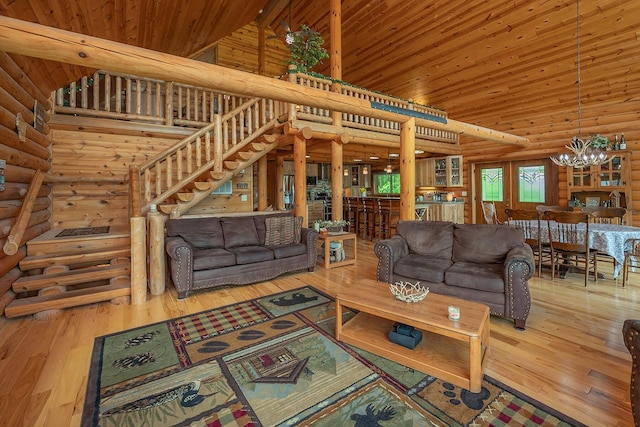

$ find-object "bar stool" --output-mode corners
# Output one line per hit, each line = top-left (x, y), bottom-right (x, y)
(378, 199), (400, 239)
(357, 198), (375, 240)
(344, 197), (358, 233)
(374, 199), (389, 240)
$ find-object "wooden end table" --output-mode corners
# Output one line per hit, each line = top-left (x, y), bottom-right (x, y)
(317, 232), (356, 269)
(335, 279), (490, 392)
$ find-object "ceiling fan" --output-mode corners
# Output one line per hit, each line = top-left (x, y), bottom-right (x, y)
(268, 0), (310, 44)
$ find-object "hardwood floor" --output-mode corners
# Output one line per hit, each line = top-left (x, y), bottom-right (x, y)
(0, 238), (636, 426)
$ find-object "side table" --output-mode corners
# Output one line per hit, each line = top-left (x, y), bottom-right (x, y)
(317, 232), (357, 269)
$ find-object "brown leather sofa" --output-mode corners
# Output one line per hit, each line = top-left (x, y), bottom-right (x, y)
(623, 319), (640, 426)
(375, 220), (535, 329)
(165, 212), (318, 298)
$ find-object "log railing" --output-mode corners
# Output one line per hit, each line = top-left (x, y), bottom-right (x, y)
(53, 71), (254, 128)
(130, 97), (283, 213)
(53, 69), (458, 144)
(287, 68), (458, 144)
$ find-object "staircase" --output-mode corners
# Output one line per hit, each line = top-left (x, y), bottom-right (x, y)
(4, 228), (131, 318)
(4, 96), (284, 317)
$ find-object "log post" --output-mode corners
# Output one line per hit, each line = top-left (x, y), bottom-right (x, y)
(276, 155), (285, 211)
(288, 65), (297, 120)
(399, 119), (416, 221)
(257, 155), (268, 211)
(294, 127), (312, 226)
(332, 135), (345, 220)
(147, 205), (166, 295)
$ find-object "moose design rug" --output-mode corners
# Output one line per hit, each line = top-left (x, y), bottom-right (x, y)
(82, 286), (583, 426)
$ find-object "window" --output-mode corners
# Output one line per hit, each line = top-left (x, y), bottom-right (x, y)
(212, 181), (232, 195)
(518, 165), (545, 203)
(480, 168), (503, 202)
(375, 172), (401, 195)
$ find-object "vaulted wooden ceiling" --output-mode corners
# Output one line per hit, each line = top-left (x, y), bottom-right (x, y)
(1, 0), (638, 163)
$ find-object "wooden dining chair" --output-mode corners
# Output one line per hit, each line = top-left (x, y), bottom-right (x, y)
(588, 208), (627, 277)
(588, 207), (626, 225)
(543, 210), (597, 286)
(481, 201), (501, 224)
(535, 205), (572, 214)
(504, 208), (548, 277)
(623, 239), (640, 287)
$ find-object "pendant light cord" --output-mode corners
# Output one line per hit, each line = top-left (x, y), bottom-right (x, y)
(576, 0), (581, 139)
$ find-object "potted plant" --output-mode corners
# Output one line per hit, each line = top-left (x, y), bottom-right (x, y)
(589, 134), (609, 150)
(319, 220), (347, 232)
(286, 25), (329, 73)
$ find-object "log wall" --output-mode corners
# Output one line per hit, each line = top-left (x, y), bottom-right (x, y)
(0, 53), (53, 311)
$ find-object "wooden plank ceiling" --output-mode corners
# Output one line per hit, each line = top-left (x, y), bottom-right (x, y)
(1, 0), (638, 164)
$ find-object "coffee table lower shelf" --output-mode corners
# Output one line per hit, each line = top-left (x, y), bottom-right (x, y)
(338, 311), (489, 392)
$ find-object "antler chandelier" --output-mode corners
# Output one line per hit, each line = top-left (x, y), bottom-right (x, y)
(550, 0), (609, 168)
(551, 137), (608, 168)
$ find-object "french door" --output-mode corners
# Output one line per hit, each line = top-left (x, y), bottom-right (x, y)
(473, 159), (558, 223)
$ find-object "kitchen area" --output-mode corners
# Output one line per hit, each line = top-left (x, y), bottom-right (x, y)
(282, 154), (466, 225)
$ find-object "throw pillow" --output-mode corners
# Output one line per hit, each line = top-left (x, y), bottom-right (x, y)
(265, 216), (303, 246)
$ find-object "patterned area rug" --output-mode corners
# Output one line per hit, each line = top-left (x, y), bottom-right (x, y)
(82, 286), (584, 426)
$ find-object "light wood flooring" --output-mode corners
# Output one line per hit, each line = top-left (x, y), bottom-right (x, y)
(0, 238), (637, 426)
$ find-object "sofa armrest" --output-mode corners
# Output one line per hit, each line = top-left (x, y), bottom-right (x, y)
(374, 236), (409, 283)
(165, 236), (193, 296)
(503, 243), (535, 329)
(301, 227), (319, 267)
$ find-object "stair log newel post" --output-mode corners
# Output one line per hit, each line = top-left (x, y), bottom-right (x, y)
(129, 165), (147, 305)
(399, 118), (416, 221)
(294, 127), (312, 226)
(147, 204), (166, 295)
(213, 114), (223, 173)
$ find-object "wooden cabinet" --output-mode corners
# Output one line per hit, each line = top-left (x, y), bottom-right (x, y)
(416, 202), (464, 223)
(306, 163), (318, 177)
(416, 159), (435, 187)
(567, 151), (633, 224)
(343, 164), (371, 190)
(419, 156), (463, 188)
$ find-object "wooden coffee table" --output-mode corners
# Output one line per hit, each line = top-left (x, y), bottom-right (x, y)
(335, 279), (490, 392)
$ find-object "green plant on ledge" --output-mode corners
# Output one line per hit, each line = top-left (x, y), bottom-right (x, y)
(286, 24), (329, 73)
(589, 133), (609, 149)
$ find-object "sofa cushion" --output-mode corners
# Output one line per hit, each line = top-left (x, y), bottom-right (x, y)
(265, 216), (303, 246)
(397, 220), (454, 258)
(393, 254), (452, 283)
(222, 217), (260, 248)
(254, 213), (291, 244)
(228, 246), (274, 265)
(270, 243), (307, 259)
(193, 248), (236, 270)
(166, 217), (224, 249)
(452, 224), (524, 264)
(445, 262), (505, 293)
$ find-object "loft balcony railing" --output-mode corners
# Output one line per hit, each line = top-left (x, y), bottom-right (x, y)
(52, 69), (459, 144)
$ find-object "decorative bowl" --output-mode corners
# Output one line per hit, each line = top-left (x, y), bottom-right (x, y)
(389, 281), (429, 303)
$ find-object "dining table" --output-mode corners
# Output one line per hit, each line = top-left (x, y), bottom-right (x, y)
(511, 220), (640, 278)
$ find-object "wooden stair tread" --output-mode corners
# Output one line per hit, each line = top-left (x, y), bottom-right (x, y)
(19, 248), (131, 270)
(4, 283), (131, 318)
(13, 264), (130, 292)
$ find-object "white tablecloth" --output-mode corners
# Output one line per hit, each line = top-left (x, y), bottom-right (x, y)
(510, 220), (640, 277)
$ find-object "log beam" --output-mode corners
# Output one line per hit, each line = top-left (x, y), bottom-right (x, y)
(0, 16), (528, 145)
(399, 119), (416, 221)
